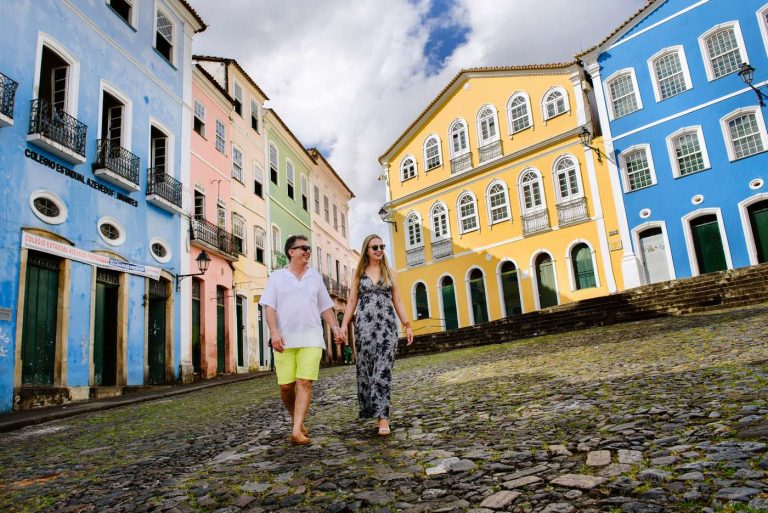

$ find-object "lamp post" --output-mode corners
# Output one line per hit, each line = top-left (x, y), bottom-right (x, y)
(738, 62), (766, 107)
(378, 206), (397, 232)
(175, 250), (211, 292)
(578, 127), (603, 163)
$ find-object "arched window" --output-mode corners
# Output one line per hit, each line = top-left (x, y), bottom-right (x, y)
(414, 282), (429, 320)
(487, 181), (510, 224)
(457, 193), (479, 233)
(700, 22), (746, 80)
(605, 70), (641, 118)
(430, 202), (450, 239)
(649, 47), (691, 101)
(400, 156), (417, 181)
(423, 135), (442, 170)
(449, 119), (469, 156)
(405, 212), (423, 248)
(520, 170), (545, 212)
(571, 243), (596, 290)
(542, 88), (568, 119)
(720, 107), (768, 161)
(507, 93), (532, 133)
(477, 106), (499, 145)
(554, 157), (581, 202)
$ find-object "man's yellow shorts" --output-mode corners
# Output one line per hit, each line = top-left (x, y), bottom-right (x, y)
(273, 347), (323, 385)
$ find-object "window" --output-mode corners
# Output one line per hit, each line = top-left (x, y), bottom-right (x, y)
(326, 254), (332, 275)
(150, 238), (171, 264)
(29, 190), (67, 225)
(414, 282), (429, 320)
(253, 163), (264, 197)
(217, 202), (226, 229)
(150, 125), (168, 173)
(250, 98), (259, 132)
(424, 135), (442, 170)
(449, 119), (468, 156)
(571, 243), (597, 290)
(487, 181), (510, 224)
(507, 93), (532, 134)
(286, 160), (295, 199)
(109, 0), (133, 25)
(215, 119), (225, 153)
(666, 127), (710, 177)
(542, 88), (568, 119)
(649, 47), (691, 101)
(316, 247), (322, 272)
(341, 212), (347, 237)
(721, 108), (768, 161)
(155, 9), (174, 63)
(477, 105), (499, 145)
(405, 212), (423, 247)
(333, 204), (338, 230)
(269, 143), (278, 184)
(301, 176), (308, 211)
(100, 90), (125, 149)
(98, 217), (125, 246)
(554, 157), (581, 201)
(457, 193), (479, 233)
(232, 214), (246, 255)
(323, 195), (330, 223)
(619, 145), (656, 192)
(520, 170), (545, 211)
(254, 226), (265, 263)
(36, 43), (78, 123)
(430, 202), (450, 239)
(605, 70), (641, 119)
(193, 100), (205, 137)
(232, 146), (243, 182)
(233, 82), (243, 116)
(700, 23), (747, 80)
(400, 156), (416, 181)
(314, 185), (320, 214)
(194, 189), (205, 219)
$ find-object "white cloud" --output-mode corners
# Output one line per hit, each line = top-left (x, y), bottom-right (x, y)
(191, 0), (647, 252)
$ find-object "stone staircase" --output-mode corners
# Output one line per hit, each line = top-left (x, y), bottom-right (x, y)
(397, 263), (768, 358)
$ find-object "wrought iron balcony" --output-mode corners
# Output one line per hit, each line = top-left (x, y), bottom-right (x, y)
(557, 197), (589, 226)
(478, 140), (502, 163)
(27, 99), (87, 164)
(191, 217), (239, 260)
(406, 246), (425, 267)
(146, 167), (183, 214)
(431, 238), (453, 260)
(93, 139), (140, 191)
(0, 72), (19, 126)
(522, 209), (550, 235)
(322, 274), (349, 300)
(271, 251), (287, 270)
(450, 152), (472, 175)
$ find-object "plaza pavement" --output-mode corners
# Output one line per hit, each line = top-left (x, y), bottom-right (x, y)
(0, 304), (766, 513)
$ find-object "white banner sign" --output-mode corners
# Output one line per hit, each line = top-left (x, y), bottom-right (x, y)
(22, 232), (162, 281)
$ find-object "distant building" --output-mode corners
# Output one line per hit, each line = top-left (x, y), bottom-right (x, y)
(580, 0), (768, 285)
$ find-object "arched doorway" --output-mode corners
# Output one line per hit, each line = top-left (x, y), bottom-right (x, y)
(535, 253), (558, 309)
(499, 261), (522, 317)
(414, 282), (429, 320)
(468, 268), (489, 324)
(748, 199), (768, 263)
(571, 243), (596, 290)
(147, 278), (170, 385)
(690, 214), (727, 274)
(638, 227), (671, 284)
(439, 276), (458, 330)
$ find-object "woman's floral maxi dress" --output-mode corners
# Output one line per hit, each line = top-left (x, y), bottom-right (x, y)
(354, 274), (398, 419)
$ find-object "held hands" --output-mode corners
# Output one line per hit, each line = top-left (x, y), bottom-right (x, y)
(336, 325), (348, 345)
(271, 332), (286, 353)
(405, 326), (413, 345)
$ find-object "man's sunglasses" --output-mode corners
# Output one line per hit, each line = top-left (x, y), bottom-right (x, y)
(369, 244), (386, 251)
(291, 245), (311, 252)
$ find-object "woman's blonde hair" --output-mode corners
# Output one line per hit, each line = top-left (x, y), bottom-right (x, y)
(352, 234), (393, 288)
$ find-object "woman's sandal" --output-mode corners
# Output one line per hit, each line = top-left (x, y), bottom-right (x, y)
(289, 433), (311, 446)
(377, 423), (391, 437)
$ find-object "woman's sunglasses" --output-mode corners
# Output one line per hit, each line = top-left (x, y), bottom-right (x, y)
(369, 244), (386, 251)
(291, 245), (311, 252)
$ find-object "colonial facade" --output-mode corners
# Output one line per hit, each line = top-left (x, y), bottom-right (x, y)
(307, 148), (356, 363)
(580, 0), (768, 285)
(0, 0), (205, 411)
(194, 56), (270, 371)
(379, 65), (626, 335)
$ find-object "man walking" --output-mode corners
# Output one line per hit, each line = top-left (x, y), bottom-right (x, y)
(260, 234), (339, 445)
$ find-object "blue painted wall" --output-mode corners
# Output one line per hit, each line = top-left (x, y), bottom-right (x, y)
(0, 0), (194, 412)
(596, 0), (768, 280)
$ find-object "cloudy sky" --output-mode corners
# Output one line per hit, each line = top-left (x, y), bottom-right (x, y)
(191, 0), (648, 251)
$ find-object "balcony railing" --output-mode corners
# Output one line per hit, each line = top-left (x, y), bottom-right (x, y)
(0, 72), (19, 124)
(28, 99), (87, 161)
(557, 197), (589, 226)
(450, 152), (472, 175)
(406, 246), (425, 267)
(431, 238), (453, 260)
(93, 139), (140, 190)
(271, 251), (287, 270)
(522, 209), (550, 235)
(478, 140), (502, 163)
(322, 274), (349, 300)
(191, 217), (238, 259)
(146, 167), (182, 211)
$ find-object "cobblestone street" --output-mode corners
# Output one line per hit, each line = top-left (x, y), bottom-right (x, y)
(1, 305), (767, 513)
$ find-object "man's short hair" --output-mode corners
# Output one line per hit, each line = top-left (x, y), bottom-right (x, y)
(285, 234), (309, 256)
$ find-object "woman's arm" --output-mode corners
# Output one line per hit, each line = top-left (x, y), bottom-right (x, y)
(339, 279), (359, 342)
(390, 271), (413, 345)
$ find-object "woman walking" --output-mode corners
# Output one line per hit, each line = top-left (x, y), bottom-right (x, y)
(339, 234), (413, 436)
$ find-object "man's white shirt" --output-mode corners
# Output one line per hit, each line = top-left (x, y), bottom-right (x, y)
(259, 267), (334, 349)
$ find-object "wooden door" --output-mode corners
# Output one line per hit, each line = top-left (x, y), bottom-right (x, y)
(94, 269), (119, 386)
(216, 287), (225, 373)
(639, 227), (671, 284)
(691, 215), (727, 274)
(536, 254), (558, 308)
(147, 280), (167, 385)
(440, 280), (458, 330)
(236, 295), (244, 367)
(748, 200), (768, 263)
(500, 262), (522, 317)
(21, 252), (59, 385)
(192, 279), (201, 374)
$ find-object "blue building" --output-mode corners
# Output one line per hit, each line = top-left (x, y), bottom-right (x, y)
(581, 0), (768, 288)
(0, 1), (205, 412)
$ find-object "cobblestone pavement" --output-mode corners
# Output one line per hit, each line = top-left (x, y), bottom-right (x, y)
(1, 305), (767, 513)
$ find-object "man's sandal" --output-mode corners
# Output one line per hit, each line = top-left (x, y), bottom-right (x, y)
(377, 425), (391, 437)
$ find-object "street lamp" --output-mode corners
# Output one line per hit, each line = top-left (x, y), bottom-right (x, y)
(738, 62), (766, 107)
(578, 127), (603, 163)
(378, 206), (397, 232)
(175, 251), (211, 291)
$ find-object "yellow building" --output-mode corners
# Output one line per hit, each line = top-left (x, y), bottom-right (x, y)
(378, 63), (627, 334)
